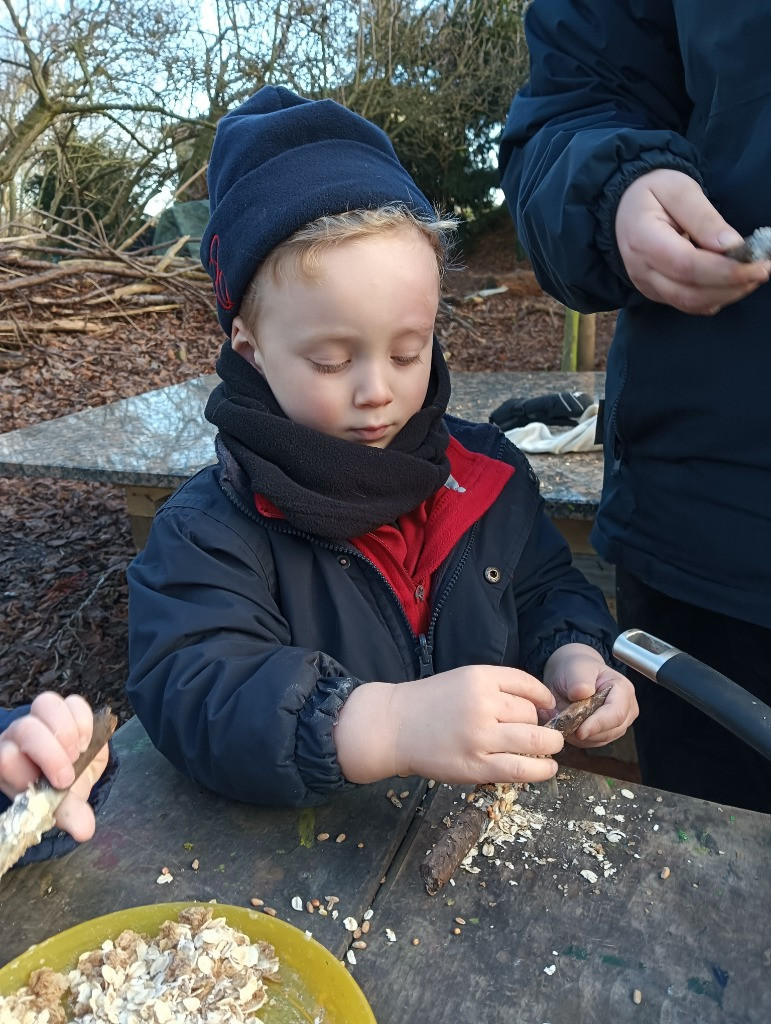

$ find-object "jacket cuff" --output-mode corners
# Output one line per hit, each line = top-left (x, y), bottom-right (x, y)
(295, 675), (361, 798)
(596, 154), (705, 285)
(522, 630), (618, 681)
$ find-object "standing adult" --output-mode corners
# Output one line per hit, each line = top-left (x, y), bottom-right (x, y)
(498, 0), (771, 813)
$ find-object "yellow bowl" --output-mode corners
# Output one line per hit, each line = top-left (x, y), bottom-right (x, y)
(0, 901), (376, 1023)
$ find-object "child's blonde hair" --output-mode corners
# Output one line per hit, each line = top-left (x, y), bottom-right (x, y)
(239, 204), (457, 330)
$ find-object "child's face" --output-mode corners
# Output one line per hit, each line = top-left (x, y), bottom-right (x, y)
(231, 226), (439, 448)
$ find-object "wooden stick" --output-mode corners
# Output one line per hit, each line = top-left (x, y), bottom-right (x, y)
(419, 688), (611, 895)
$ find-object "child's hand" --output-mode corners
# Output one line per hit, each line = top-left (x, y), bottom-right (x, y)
(0, 693), (109, 842)
(543, 644), (638, 747)
(335, 666), (564, 786)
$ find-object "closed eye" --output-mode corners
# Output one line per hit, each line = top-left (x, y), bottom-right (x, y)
(311, 360), (350, 373)
(392, 354), (423, 366)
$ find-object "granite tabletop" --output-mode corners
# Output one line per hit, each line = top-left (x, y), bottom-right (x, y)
(0, 370), (605, 518)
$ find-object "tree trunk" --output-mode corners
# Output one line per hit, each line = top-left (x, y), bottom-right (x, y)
(561, 307), (579, 370)
(577, 312), (596, 370)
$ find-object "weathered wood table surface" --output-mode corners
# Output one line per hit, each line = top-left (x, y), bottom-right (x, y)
(0, 370), (604, 550)
(1, 717), (768, 1022)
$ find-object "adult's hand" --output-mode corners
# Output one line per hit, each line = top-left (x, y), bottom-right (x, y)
(615, 169), (770, 315)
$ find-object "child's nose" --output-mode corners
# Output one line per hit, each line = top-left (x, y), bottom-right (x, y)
(354, 365), (393, 406)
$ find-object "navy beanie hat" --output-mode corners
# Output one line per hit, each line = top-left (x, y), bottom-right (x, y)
(201, 85), (435, 336)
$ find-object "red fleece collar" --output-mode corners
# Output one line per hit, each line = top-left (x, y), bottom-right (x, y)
(254, 436), (513, 634)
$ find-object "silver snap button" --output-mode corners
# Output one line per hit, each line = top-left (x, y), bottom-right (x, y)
(338, 556), (350, 568)
(484, 566), (501, 584)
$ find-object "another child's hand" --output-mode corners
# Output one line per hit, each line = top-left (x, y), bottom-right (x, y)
(543, 644), (638, 747)
(335, 666), (563, 786)
(0, 693), (109, 842)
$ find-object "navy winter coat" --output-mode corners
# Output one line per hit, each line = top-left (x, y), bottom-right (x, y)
(499, 0), (771, 629)
(127, 417), (617, 807)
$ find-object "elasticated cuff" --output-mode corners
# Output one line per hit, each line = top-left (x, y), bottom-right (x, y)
(596, 154), (705, 286)
(295, 674), (363, 799)
(521, 629), (620, 682)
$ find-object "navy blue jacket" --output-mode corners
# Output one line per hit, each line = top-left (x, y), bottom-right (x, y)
(127, 418), (618, 807)
(499, 1), (771, 629)
(0, 706), (117, 867)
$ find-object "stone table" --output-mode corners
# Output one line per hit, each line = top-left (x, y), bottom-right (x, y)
(0, 371), (605, 549)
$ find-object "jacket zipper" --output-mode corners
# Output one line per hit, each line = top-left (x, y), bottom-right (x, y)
(608, 356), (629, 477)
(219, 430), (506, 680)
(219, 475), (433, 673)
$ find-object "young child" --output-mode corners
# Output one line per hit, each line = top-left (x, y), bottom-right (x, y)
(0, 692), (112, 863)
(127, 86), (638, 807)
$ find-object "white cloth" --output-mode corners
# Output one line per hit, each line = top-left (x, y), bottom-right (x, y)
(504, 403), (601, 454)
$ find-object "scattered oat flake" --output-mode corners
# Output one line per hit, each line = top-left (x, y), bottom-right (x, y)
(156, 872), (173, 884)
(543, 964), (556, 975)
(343, 917), (358, 932)
(385, 928), (397, 942)
(580, 869), (598, 883)
(291, 896), (303, 911)
(620, 789), (635, 799)
(346, 950), (357, 965)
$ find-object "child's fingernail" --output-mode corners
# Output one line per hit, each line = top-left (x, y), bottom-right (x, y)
(717, 229), (743, 248)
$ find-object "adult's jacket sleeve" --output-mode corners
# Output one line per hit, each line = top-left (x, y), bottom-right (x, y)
(499, 0), (702, 312)
(127, 502), (362, 808)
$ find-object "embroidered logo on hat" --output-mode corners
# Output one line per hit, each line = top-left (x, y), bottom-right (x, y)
(208, 235), (233, 311)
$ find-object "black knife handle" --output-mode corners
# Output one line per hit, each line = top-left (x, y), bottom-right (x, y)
(657, 652), (771, 762)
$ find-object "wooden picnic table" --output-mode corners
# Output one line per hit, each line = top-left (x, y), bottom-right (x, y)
(0, 370), (604, 551)
(1, 716), (768, 1022)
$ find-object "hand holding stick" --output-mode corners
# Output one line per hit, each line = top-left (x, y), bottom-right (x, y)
(0, 706), (117, 882)
(419, 688), (610, 895)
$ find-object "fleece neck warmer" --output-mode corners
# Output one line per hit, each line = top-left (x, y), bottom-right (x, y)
(205, 338), (452, 541)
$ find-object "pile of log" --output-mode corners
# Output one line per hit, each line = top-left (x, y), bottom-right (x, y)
(0, 222), (213, 362)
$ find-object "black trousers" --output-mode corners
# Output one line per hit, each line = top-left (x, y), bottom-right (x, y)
(615, 567), (771, 814)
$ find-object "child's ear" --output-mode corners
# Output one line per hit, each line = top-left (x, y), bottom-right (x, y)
(231, 316), (263, 372)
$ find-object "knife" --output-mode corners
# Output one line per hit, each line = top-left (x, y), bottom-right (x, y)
(0, 706), (117, 881)
(613, 629), (771, 761)
(724, 226), (771, 263)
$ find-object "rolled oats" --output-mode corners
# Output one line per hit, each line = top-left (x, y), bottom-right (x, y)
(0, 906), (280, 1024)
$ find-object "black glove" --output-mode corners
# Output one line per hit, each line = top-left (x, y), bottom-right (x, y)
(489, 391), (594, 432)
